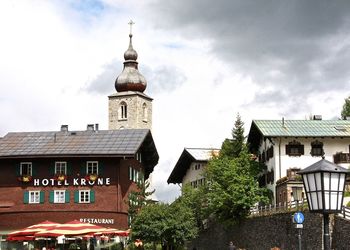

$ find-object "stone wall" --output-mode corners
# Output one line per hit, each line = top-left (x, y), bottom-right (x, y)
(188, 212), (328, 250)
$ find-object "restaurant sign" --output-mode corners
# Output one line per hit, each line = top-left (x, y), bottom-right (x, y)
(33, 177), (111, 187)
(80, 218), (114, 224)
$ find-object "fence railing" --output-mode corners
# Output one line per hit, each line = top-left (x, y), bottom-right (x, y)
(250, 200), (350, 221)
(250, 199), (308, 217)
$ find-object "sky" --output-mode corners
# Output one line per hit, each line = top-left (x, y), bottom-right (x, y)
(0, 0), (350, 202)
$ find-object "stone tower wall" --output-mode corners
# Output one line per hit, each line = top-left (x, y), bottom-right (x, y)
(108, 92), (152, 130)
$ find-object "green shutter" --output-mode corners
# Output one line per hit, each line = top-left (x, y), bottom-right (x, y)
(74, 190), (79, 203)
(49, 191), (54, 203)
(40, 191), (45, 203)
(16, 163), (21, 176)
(65, 190), (70, 203)
(49, 162), (55, 175)
(32, 162), (37, 176)
(80, 162), (86, 176)
(23, 191), (29, 204)
(67, 162), (72, 175)
(90, 190), (95, 203)
(98, 161), (103, 176)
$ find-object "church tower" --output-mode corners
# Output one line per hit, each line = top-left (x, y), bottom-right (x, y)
(108, 22), (152, 130)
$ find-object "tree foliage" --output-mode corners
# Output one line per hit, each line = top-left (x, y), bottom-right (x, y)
(341, 96), (350, 119)
(204, 147), (268, 225)
(220, 113), (245, 158)
(128, 178), (155, 223)
(131, 202), (198, 249)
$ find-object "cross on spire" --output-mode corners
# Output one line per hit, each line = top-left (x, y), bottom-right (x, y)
(128, 20), (135, 35)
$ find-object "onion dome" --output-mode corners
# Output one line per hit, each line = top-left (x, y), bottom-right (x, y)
(115, 33), (147, 92)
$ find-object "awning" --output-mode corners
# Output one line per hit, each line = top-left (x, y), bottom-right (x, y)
(35, 220), (105, 237)
(94, 228), (130, 237)
(7, 220), (60, 239)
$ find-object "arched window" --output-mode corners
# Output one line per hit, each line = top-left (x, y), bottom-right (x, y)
(119, 102), (127, 120)
(142, 103), (148, 121)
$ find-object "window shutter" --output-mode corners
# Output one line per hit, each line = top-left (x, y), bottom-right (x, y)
(50, 162), (55, 175)
(40, 191), (45, 203)
(98, 161), (103, 176)
(16, 163), (21, 176)
(74, 190), (79, 203)
(300, 145), (304, 155)
(90, 190), (95, 203)
(32, 162), (37, 176)
(80, 162), (86, 176)
(67, 162), (72, 175)
(23, 191), (29, 204)
(49, 191), (54, 203)
(65, 190), (70, 203)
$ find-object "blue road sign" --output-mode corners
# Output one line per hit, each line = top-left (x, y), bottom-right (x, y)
(294, 212), (305, 224)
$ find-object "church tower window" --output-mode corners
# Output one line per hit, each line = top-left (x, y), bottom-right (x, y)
(142, 103), (148, 122)
(119, 102), (128, 120)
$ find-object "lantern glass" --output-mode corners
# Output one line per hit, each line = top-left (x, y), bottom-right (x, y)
(302, 171), (346, 213)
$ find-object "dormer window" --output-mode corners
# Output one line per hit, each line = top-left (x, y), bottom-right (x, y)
(286, 140), (304, 156)
(119, 102), (127, 120)
(310, 140), (324, 157)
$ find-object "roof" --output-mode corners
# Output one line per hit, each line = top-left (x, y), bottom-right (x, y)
(247, 119), (350, 151)
(0, 129), (159, 177)
(167, 148), (219, 184)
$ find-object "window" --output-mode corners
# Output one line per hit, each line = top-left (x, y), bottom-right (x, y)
(55, 162), (67, 175)
(54, 190), (65, 203)
(49, 190), (69, 203)
(129, 166), (142, 183)
(29, 191), (40, 204)
(310, 140), (324, 157)
(142, 103), (148, 122)
(286, 140), (304, 156)
(74, 190), (94, 203)
(86, 161), (98, 175)
(20, 162), (32, 176)
(119, 102), (127, 120)
(194, 164), (201, 170)
(79, 190), (90, 203)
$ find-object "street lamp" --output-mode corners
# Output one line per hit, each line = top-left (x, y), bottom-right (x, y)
(297, 158), (349, 250)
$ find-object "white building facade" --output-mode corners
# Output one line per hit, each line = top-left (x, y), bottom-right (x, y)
(247, 119), (350, 204)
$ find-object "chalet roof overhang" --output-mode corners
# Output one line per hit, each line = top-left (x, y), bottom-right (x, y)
(167, 149), (196, 184)
(0, 129), (159, 179)
(247, 120), (350, 152)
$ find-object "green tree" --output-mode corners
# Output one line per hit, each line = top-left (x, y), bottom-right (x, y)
(131, 202), (198, 250)
(127, 177), (155, 224)
(204, 147), (268, 225)
(341, 96), (350, 119)
(220, 113), (245, 158)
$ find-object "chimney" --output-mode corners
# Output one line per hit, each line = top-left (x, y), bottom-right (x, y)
(95, 123), (99, 131)
(313, 115), (322, 120)
(87, 124), (94, 131)
(61, 125), (68, 132)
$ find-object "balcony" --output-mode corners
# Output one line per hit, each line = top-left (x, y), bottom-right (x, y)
(333, 153), (350, 164)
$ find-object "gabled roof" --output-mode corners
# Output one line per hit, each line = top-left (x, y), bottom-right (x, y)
(0, 129), (159, 177)
(247, 119), (350, 151)
(167, 148), (219, 184)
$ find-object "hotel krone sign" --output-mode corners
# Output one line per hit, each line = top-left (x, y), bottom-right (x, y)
(33, 177), (111, 186)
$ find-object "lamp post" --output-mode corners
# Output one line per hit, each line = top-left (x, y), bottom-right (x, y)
(297, 158), (349, 250)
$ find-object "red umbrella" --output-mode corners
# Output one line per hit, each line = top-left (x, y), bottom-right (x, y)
(35, 220), (105, 237)
(7, 220), (60, 240)
(94, 228), (130, 237)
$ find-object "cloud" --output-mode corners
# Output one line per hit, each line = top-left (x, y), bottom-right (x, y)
(148, 0), (350, 115)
